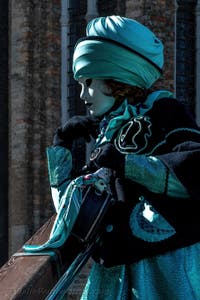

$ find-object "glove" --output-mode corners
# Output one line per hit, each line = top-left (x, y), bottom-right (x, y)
(53, 115), (100, 149)
(90, 143), (125, 176)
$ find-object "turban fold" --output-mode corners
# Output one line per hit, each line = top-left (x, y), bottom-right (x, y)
(73, 16), (164, 89)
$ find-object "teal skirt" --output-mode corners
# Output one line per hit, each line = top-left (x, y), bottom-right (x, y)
(81, 242), (200, 300)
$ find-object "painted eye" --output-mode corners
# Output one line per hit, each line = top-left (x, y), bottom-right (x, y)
(86, 79), (92, 87)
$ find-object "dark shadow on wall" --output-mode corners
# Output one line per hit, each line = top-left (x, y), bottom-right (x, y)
(0, 0), (8, 266)
(176, 0), (197, 116)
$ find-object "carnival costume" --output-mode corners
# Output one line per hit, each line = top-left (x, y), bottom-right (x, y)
(24, 16), (200, 299)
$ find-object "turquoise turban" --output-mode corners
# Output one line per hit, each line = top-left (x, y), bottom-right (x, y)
(73, 16), (164, 89)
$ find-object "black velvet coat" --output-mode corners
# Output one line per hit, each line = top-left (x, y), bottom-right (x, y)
(92, 98), (200, 267)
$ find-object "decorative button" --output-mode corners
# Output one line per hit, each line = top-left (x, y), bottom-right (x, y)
(106, 224), (114, 232)
(90, 148), (102, 161)
(139, 196), (144, 201)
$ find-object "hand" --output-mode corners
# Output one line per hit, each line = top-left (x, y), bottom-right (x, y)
(53, 115), (99, 149)
(90, 143), (125, 176)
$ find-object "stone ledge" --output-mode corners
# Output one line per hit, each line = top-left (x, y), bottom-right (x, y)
(0, 216), (58, 300)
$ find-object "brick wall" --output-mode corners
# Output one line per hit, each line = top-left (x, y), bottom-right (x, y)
(9, 0), (61, 254)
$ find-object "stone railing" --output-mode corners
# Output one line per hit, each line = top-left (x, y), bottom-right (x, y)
(0, 215), (91, 300)
(0, 216), (58, 299)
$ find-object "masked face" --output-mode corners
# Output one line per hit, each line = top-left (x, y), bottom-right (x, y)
(78, 78), (115, 116)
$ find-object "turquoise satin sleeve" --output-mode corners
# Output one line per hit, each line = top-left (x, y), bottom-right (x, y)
(24, 146), (81, 251)
(46, 146), (73, 212)
(46, 146), (72, 186)
(125, 154), (189, 198)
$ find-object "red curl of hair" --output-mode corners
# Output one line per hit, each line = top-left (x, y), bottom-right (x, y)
(105, 79), (151, 106)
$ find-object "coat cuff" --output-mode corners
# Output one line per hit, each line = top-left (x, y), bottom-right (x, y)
(125, 154), (189, 198)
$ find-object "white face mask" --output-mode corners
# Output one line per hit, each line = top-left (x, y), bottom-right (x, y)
(78, 78), (115, 116)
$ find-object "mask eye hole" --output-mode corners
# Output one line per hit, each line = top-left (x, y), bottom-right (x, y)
(86, 79), (92, 87)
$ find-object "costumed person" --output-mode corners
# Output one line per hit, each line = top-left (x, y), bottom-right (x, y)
(24, 16), (200, 299)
